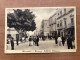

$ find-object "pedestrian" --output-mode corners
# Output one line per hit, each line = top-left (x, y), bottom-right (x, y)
(55, 35), (58, 45)
(22, 37), (25, 42)
(7, 38), (10, 50)
(36, 36), (39, 46)
(57, 36), (62, 46)
(29, 36), (32, 46)
(67, 35), (73, 49)
(25, 35), (28, 42)
(7, 39), (9, 44)
(62, 35), (65, 46)
(42, 36), (43, 40)
(11, 37), (14, 50)
(33, 36), (36, 45)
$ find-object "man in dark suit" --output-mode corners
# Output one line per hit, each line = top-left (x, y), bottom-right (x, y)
(29, 36), (32, 46)
(55, 35), (58, 45)
(67, 35), (73, 49)
(11, 37), (14, 50)
(62, 35), (65, 46)
(36, 36), (39, 46)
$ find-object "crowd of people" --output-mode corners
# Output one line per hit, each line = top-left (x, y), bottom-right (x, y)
(39, 34), (75, 49)
(28, 36), (39, 46)
(7, 36), (40, 50)
(54, 34), (75, 49)
(7, 34), (75, 50)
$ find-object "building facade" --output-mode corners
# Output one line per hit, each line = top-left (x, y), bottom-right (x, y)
(7, 28), (19, 40)
(7, 27), (27, 41)
(49, 8), (75, 39)
(56, 8), (75, 38)
(49, 13), (57, 37)
(41, 20), (49, 37)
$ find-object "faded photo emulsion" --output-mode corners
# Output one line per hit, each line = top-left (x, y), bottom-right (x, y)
(5, 7), (77, 53)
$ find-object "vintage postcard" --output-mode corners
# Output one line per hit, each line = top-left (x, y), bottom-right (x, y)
(5, 7), (77, 53)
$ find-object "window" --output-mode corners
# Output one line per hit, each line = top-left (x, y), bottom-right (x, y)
(64, 20), (66, 26)
(71, 18), (74, 23)
(57, 22), (59, 27)
(70, 14), (74, 24)
(57, 24), (59, 27)
(71, 18), (74, 26)
(64, 18), (67, 28)
(60, 10), (62, 16)
(60, 20), (62, 26)
(64, 8), (66, 14)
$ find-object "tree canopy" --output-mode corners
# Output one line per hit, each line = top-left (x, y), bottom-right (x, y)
(7, 9), (36, 32)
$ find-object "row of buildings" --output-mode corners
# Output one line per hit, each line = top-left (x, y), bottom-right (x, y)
(39, 8), (75, 39)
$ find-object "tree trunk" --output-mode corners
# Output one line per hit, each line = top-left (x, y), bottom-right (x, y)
(19, 30), (23, 42)
(16, 29), (23, 46)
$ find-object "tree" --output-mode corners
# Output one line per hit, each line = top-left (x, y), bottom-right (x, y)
(7, 9), (36, 45)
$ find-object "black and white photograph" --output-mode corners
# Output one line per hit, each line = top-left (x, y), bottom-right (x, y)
(5, 7), (77, 53)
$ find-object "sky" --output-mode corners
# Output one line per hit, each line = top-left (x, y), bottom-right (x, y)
(7, 7), (57, 36)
